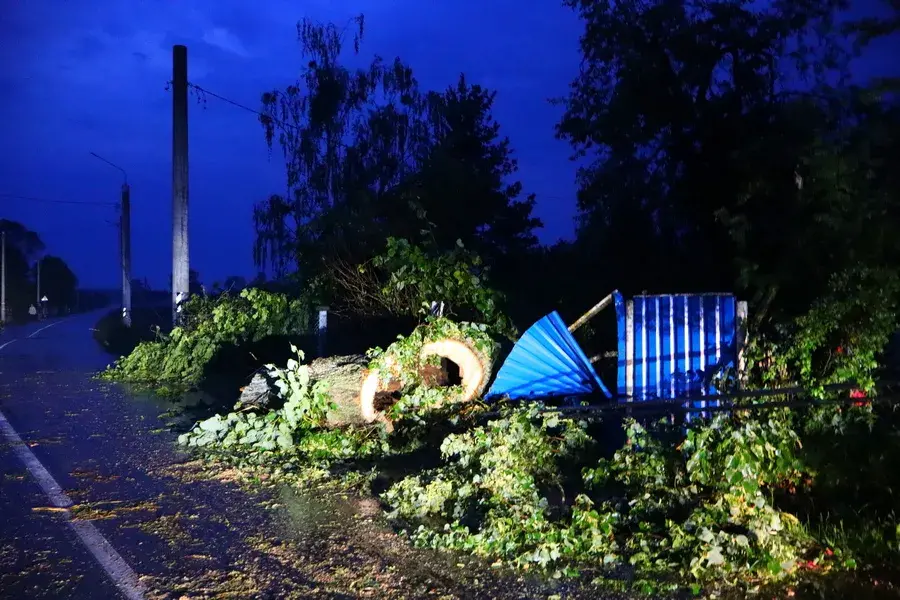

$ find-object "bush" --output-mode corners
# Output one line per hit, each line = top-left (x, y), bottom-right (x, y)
(99, 288), (310, 393)
(746, 266), (900, 395)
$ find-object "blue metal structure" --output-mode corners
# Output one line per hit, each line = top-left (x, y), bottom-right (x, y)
(483, 292), (746, 416)
(485, 311), (612, 401)
(614, 292), (747, 416)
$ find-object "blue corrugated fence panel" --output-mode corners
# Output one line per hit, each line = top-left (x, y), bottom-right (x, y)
(660, 295), (674, 398)
(485, 311), (612, 401)
(634, 296), (645, 400)
(673, 295), (688, 397)
(646, 297), (660, 400)
(615, 292), (627, 398)
(616, 293), (744, 409)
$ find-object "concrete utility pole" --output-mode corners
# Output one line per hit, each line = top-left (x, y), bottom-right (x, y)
(120, 183), (132, 326)
(1, 231), (6, 324)
(171, 44), (190, 326)
(90, 151), (131, 327)
(36, 258), (40, 305)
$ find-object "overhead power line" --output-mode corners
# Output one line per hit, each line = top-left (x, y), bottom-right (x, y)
(0, 193), (117, 207)
(188, 82), (275, 125)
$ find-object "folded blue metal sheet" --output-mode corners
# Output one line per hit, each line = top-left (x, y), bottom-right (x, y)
(485, 311), (612, 401)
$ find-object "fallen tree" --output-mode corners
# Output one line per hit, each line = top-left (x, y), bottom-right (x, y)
(235, 317), (502, 429)
(235, 353), (372, 427)
(359, 318), (500, 428)
(98, 288), (310, 395)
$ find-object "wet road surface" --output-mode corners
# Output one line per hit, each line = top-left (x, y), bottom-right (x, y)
(0, 314), (324, 599)
(0, 313), (625, 600)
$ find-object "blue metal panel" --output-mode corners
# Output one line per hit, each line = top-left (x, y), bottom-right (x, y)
(690, 296), (704, 391)
(686, 295), (706, 419)
(486, 311), (612, 401)
(660, 295), (674, 398)
(646, 297), (660, 400)
(721, 296), (736, 355)
(634, 296), (646, 400)
(616, 293), (744, 413)
(673, 295), (688, 397)
(703, 296), (719, 376)
(615, 292), (627, 398)
(632, 296), (669, 401)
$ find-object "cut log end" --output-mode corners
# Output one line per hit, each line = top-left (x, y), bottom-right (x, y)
(359, 338), (492, 426)
(420, 339), (489, 402)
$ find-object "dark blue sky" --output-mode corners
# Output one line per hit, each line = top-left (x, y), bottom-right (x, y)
(1, 1), (897, 290)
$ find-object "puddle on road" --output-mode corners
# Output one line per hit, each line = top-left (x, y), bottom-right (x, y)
(275, 485), (354, 536)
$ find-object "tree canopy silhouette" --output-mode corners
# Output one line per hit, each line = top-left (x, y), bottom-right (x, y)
(556, 0), (900, 323)
(0, 219), (79, 320)
(253, 15), (541, 309)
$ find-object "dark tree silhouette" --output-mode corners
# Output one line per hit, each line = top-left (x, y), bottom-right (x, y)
(0, 220), (79, 320)
(556, 0), (900, 323)
(252, 15), (541, 309)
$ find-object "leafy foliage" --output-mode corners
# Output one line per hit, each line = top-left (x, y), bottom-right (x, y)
(382, 404), (896, 594)
(384, 405), (608, 575)
(100, 288), (310, 392)
(179, 347), (390, 469)
(179, 346), (334, 451)
(590, 416), (808, 586)
(332, 236), (517, 339)
(745, 266), (900, 395)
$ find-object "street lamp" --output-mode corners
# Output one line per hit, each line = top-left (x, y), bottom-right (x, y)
(90, 151), (131, 327)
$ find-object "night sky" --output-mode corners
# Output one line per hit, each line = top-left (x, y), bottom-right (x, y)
(1, 1), (897, 290)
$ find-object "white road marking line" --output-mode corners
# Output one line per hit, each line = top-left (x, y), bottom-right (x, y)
(0, 339), (16, 351)
(0, 410), (147, 600)
(28, 321), (62, 338)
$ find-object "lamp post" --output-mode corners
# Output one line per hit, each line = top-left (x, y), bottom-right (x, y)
(90, 152), (131, 327)
(1, 231), (6, 324)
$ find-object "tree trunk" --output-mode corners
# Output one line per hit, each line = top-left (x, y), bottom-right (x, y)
(235, 354), (370, 427)
(308, 354), (370, 427)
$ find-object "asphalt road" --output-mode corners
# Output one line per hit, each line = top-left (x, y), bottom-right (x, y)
(0, 313), (328, 600)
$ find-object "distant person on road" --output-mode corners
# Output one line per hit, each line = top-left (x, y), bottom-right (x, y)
(28, 304), (37, 320)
